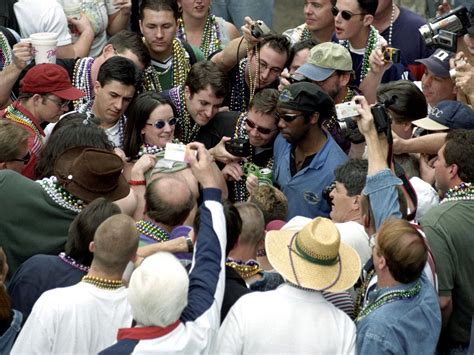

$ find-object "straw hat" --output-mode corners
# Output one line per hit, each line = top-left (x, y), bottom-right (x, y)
(266, 217), (361, 292)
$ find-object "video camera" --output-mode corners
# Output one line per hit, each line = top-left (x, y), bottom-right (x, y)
(419, 5), (471, 52)
(335, 96), (398, 144)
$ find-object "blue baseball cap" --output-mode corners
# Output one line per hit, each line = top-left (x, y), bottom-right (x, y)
(412, 100), (474, 130)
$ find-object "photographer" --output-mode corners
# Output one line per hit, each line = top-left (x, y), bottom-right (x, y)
(351, 96), (441, 354)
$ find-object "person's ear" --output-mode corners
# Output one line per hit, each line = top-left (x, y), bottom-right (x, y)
(363, 14), (374, 26)
(89, 241), (96, 253)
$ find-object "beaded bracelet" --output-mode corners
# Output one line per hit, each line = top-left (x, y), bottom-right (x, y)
(128, 179), (146, 186)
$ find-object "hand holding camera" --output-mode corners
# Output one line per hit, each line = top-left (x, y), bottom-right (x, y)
(185, 142), (220, 189)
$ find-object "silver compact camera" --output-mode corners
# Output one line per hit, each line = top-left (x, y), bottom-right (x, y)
(251, 20), (271, 38)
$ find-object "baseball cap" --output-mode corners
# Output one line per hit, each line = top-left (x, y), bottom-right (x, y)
(295, 42), (353, 81)
(412, 100), (474, 130)
(415, 49), (453, 78)
(20, 64), (85, 100)
(278, 82), (334, 114)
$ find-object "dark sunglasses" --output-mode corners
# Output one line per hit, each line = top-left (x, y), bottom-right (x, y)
(146, 117), (177, 129)
(246, 118), (277, 135)
(332, 5), (367, 20)
(276, 112), (305, 123)
(8, 151), (30, 165)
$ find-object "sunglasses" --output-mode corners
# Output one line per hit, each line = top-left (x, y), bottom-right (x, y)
(332, 5), (367, 21)
(8, 151), (30, 165)
(276, 112), (305, 123)
(246, 117), (277, 135)
(146, 117), (177, 129)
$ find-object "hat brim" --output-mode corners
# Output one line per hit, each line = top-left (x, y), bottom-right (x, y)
(52, 86), (86, 100)
(296, 64), (335, 82)
(265, 229), (361, 292)
(54, 146), (130, 203)
(412, 117), (449, 131)
(415, 58), (450, 78)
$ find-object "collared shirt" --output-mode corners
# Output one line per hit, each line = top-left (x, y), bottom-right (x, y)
(356, 275), (441, 355)
(273, 132), (347, 220)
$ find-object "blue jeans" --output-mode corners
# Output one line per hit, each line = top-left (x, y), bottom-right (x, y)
(211, 0), (275, 31)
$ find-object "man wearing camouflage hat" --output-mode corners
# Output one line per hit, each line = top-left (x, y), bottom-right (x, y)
(273, 82), (348, 220)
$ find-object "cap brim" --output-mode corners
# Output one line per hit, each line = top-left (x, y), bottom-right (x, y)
(296, 64), (335, 82)
(265, 229), (361, 292)
(412, 117), (449, 131)
(52, 86), (86, 100)
(415, 58), (450, 78)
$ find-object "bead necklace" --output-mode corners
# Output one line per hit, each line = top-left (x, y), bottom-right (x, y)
(142, 39), (190, 92)
(170, 85), (200, 143)
(0, 33), (12, 68)
(5, 104), (43, 141)
(226, 258), (262, 279)
(353, 268), (374, 318)
(441, 182), (474, 204)
(138, 143), (165, 157)
(340, 25), (378, 84)
(37, 176), (84, 213)
(136, 219), (170, 243)
(116, 115), (126, 148)
(58, 252), (90, 273)
(177, 14), (222, 58)
(247, 44), (259, 105)
(72, 57), (94, 111)
(232, 112), (274, 202)
(388, 3), (395, 46)
(300, 25), (312, 42)
(229, 58), (249, 112)
(356, 279), (421, 322)
(82, 275), (124, 290)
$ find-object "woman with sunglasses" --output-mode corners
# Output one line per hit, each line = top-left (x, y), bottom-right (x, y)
(176, 0), (240, 58)
(123, 91), (179, 160)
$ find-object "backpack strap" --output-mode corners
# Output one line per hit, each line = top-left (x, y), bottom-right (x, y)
(181, 40), (197, 66)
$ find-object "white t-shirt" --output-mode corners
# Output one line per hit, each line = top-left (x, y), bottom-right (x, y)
(215, 284), (356, 354)
(14, 0), (71, 46)
(11, 282), (132, 354)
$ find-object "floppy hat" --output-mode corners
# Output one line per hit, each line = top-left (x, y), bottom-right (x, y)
(278, 82), (334, 114)
(54, 147), (129, 203)
(415, 49), (453, 78)
(412, 100), (474, 131)
(296, 42), (353, 81)
(266, 217), (360, 292)
(20, 63), (85, 100)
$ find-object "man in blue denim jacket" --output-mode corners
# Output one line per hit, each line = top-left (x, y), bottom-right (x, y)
(352, 96), (441, 354)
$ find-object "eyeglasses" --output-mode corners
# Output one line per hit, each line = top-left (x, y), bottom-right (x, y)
(8, 151), (30, 165)
(146, 117), (177, 129)
(246, 117), (277, 135)
(276, 112), (305, 123)
(45, 96), (70, 109)
(332, 5), (367, 20)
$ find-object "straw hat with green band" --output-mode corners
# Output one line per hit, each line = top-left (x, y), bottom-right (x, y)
(266, 217), (361, 292)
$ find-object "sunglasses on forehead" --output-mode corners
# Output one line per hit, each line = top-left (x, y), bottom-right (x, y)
(246, 118), (277, 135)
(145, 117), (177, 129)
(332, 5), (367, 21)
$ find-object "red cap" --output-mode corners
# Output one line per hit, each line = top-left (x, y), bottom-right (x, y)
(20, 63), (85, 100)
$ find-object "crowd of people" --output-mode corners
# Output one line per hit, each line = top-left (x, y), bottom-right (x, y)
(0, 0), (473, 353)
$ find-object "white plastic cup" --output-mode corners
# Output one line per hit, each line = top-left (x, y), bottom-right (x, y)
(30, 32), (58, 64)
(63, 3), (81, 20)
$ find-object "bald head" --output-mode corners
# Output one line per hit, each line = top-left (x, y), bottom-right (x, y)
(145, 177), (195, 227)
(235, 202), (265, 247)
(91, 214), (139, 274)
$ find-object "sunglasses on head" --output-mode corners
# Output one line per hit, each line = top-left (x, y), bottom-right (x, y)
(146, 117), (177, 129)
(276, 112), (305, 123)
(8, 151), (30, 165)
(332, 5), (367, 20)
(246, 118), (276, 135)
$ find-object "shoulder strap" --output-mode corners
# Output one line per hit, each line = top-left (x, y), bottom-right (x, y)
(181, 40), (197, 66)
